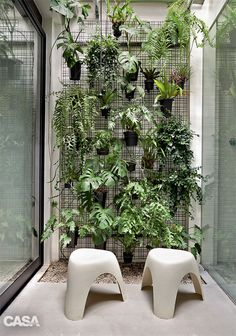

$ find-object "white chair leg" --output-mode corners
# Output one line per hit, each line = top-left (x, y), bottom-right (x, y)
(65, 279), (91, 320)
(190, 272), (204, 299)
(152, 278), (179, 319)
(141, 266), (152, 289)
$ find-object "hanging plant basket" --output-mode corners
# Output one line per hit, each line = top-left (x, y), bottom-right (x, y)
(70, 61), (82, 81)
(96, 147), (110, 155)
(123, 252), (133, 264)
(178, 80), (185, 90)
(141, 157), (155, 170)
(101, 107), (110, 119)
(124, 131), (138, 146)
(126, 161), (136, 172)
(159, 98), (174, 117)
(94, 190), (107, 208)
(144, 79), (154, 92)
(112, 23), (122, 38)
(64, 181), (73, 189)
(66, 228), (79, 248)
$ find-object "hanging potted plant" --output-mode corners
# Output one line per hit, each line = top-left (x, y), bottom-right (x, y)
(50, 0), (91, 81)
(126, 159), (136, 172)
(140, 129), (158, 170)
(98, 88), (117, 118)
(141, 66), (160, 92)
(106, 0), (139, 38)
(169, 64), (191, 90)
(120, 75), (145, 101)
(94, 130), (113, 156)
(154, 75), (183, 117)
(119, 103), (151, 146)
(119, 51), (140, 81)
(85, 34), (120, 88)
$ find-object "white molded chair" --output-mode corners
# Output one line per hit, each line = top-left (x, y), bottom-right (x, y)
(141, 248), (204, 319)
(64, 248), (126, 320)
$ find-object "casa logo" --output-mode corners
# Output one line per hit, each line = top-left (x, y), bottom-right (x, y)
(3, 315), (40, 327)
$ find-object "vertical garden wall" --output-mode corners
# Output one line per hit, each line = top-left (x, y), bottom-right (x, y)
(42, 0), (210, 263)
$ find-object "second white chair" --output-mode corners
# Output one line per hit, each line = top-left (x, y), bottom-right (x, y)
(141, 248), (204, 319)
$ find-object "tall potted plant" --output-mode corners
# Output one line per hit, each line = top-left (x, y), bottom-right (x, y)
(50, 0), (91, 80)
(154, 75), (183, 117)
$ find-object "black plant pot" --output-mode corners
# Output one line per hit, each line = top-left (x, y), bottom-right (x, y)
(127, 161), (136, 172)
(127, 68), (139, 82)
(229, 29), (236, 47)
(123, 252), (133, 264)
(124, 131), (138, 146)
(101, 107), (110, 119)
(178, 80), (185, 90)
(70, 61), (81, 80)
(95, 242), (107, 250)
(112, 23), (122, 38)
(94, 190), (107, 208)
(125, 90), (135, 101)
(145, 79), (154, 92)
(64, 182), (72, 189)
(159, 98), (174, 117)
(97, 148), (109, 155)
(67, 228), (79, 248)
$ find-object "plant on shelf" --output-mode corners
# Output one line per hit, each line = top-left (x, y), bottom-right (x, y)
(50, 0), (91, 80)
(141, 66), (160, 92)
(154, 75), (183, 117)
(98, 88), (117, 118)
(106, 0), (140, 38)
(110, 103), (151, 146)
(94, 130), (113, 156)
(169, 64), (191, 89)
(52, 85), (98, 184)
(85, 34), (120, 87)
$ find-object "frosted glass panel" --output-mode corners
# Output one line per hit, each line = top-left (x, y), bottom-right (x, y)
(202, 2), (236, 303)
(0, 1), (40, 294)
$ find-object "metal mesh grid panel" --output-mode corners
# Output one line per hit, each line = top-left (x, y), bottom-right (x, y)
(59, 20), (190, 261)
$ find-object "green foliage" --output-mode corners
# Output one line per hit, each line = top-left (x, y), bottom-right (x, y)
(169, 63), (191, 84)
(154, 75), (183, 101)
(94, 130), (113, 150)
(41, 207), (80, 248)
(110, 103), (151, 133)
(164, 0), (212, 49)
(85, 34), (120, 87)
(216, 5), (236, 45)
(119, 51), (139, 75)
(50, 0), (91, 68)
(106, 0), (139, 26)
(52, 85), (98, 181)
(80, 203), (115, 245)
(141, 66), (160, 80)
(154, 116), (194, 166)
(98, 88), (117, 110)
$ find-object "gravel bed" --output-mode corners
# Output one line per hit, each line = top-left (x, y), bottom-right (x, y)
(39, 260), (197, 284)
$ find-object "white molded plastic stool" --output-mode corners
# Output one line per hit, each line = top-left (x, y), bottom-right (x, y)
(64, 248), (126, 320)
(141, 248), (204, 319)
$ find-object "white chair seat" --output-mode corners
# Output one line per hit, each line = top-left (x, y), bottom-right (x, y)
(64, 248), (126, 320)
(141, 248), (204, 319)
